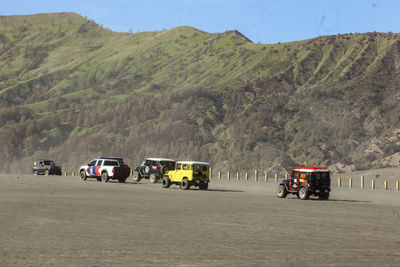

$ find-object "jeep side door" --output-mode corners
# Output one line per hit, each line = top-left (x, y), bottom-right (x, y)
(299, 172), (308, 188)
(38, 160), (44, 170)
(87, 160), (97, 177)
(181, 163), (192, 180)
(170, 163), (182, 182)
(95, 160), (103, 177)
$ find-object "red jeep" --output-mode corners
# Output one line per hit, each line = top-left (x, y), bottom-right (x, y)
(276, 166), (331, 200)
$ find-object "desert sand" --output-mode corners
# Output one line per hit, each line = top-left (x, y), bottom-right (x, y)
(0, 173), (399, 266)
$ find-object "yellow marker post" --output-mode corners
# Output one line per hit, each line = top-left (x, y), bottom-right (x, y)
(338, 177), (341, 187)
(254, 170), (258, 181)
(236, 172), (240, 180)
(274, 173), (278, 183)
(227, 171), (230, 180)
(218, 171), (221, 180)
(384, 180), (388, 190)
(210, 167), (212, 179)
(361, 176), (364, 189)
(245, 172), (248, 181)
(396, 181), (399, 191)
(371, 179), (375, 189)
(349, 178), (352, 188)
(265, 172), (268, 183)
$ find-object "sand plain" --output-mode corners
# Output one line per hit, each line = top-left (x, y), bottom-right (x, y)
(0, 173), (399, 266)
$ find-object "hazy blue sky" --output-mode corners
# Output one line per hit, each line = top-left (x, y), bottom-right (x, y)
(1, 0), (399, 43)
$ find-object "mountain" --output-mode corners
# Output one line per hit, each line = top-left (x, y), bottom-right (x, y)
(1, 12), (400, 173)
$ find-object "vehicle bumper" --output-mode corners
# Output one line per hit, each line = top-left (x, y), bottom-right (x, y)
(50, 169), (62, 175)
(312, 188), (331, 194)
(112, 171), (130, 179)
(190, 179), (210, 185)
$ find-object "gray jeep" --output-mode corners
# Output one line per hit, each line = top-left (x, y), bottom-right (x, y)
(32, 159), (62, 175)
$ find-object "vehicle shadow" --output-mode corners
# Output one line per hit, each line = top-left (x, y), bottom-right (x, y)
(203, 188), (244, 193)
(206, 188), (245, 193)
(324, 199), (372, 203)
(284, 196), (371, 203)
(124, 181), (149, 185)
(164, 187), (244, 193)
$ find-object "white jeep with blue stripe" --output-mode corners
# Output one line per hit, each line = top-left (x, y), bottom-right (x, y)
(79, 157), (131, 183)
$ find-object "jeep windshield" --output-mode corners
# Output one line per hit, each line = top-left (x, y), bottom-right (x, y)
(44, 160), (55, 165)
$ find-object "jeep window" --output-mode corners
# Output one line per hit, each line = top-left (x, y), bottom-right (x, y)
(176, 163), (182, 170)
(145, 160), (151, 165)
(104, 160), (119, 166)
(44, 160), (54, 165)
(201, 165), (208, 172)
(96, 160), (103, 166)
(313, 172), (330, 180)
(89, 160), (96, 166)
(291, 171), (299, 179)
(182, 164), (190, 170)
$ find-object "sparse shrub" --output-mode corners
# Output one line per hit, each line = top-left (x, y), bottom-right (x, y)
(19, 25), (28, 32)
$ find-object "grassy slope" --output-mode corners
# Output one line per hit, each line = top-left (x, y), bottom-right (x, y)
(1, 12), (400, 173)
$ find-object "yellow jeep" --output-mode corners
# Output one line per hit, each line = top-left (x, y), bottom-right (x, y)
(162, 161), (210, 190)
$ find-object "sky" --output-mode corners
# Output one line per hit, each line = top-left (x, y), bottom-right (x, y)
(1, 0), (399, 44)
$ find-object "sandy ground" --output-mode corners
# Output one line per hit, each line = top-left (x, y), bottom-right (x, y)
(0, 173), (399, 266)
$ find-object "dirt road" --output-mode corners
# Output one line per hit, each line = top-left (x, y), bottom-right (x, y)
(0, 174), (399, 266)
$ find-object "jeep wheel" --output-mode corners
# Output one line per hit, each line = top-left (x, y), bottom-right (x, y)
(276, 185), (287, 198)
(96, 177), (102, 182)
(162, 177), (171, 188)
(132, 171), (141, 183)
(33, 170), (38, 175)
(80, 171), (87, 181)
(199, 183), (208, 190)
(149, 174), (158, 183)
(318, 193), (329, 200)
(101, 172), (109, 183)
(180, 178), (190, 190)
(118, 178), (126, 183)
(299, 187), (309, 200)
(45, 169), (49, 176)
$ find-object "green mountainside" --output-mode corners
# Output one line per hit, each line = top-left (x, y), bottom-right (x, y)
(1, 12), (400, 173)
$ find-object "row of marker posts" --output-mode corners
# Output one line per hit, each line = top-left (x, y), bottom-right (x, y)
(210, 168), (285, 183)
(337, 175), (400, 191)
